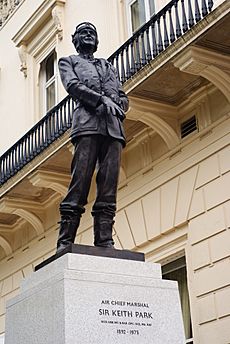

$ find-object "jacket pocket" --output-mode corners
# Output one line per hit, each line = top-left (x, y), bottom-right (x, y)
(72, 107), (98, 132)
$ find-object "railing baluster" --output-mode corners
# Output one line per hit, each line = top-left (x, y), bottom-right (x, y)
(46, 117), (51, 145)
(174, 1), (182, 38)
(49, 115), (52, 143)
(7, 154), (10, 177)
(194, 0), (201, 22)
(163, 13), (169, 48)
(157, 17), (163, 52)
(12, 148), (15, 174)
(21, 138), (25, 165)
(40, 121), (45, 149)
(62, 102), (67, 131)
(208, 0), (213, 11)
(55, 108), (59, 137)
(27, 135), (30, 161)
(13, 147), (17, 173)
(23, 137), (26, 163)
(130, 41), (136, 74)
(24, 136), (28, 162)
(8, 151), (12, 177)
(120, 49), (126, 83)
(26, 135), (30, 162)
(4, 155), (9, 180)
(2, 158), (5, 182)
(0, 159), (3, 184)
(71, 98), (75, 124)
(67, 98), (71, 128)
(201, 0), (208, 16)
(3, 158), (6, 182)
(5, 155), (10, 179)
(18, 141), (22, 168)
(169, 7), (175, 42)
(181, 0), (188, 32)
(25, 136), (29, 162)
(140, 32), (147, 65)
(146, 27), (152, 61)
(3, 157), (6, 181)
(14, 147), (18, 172)
(30, 132), (34, 159)
(10, 149), (14, 176)
(60, 105), (64, 134)
(125, 45), (132, 79)
(115, 54), (120, 82)
(53, 109), (57, 136)
(35, 130), (38, 155)
(17, 141), (22, 171)
(34, 129), (38, 156)
(151, 21), (158, 57)
(37, 125), (41, 153)
(188, 0), (194, 27)
(23, 137), (27, 164)
(11, 148), (15, 174)
(135, 35), (141, 70)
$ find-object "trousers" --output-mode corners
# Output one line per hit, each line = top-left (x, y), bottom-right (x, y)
(60, 135), (122, 218)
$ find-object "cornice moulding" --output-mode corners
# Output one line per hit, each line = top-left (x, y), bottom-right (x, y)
(0, 218), (25, 232)
(29, 170), (69, 184)
(128, 96), (178, 117)
(0, 197), (44, 212)
(173, 46), (230, 73)
(12, 0), (65, 47)
(28, 170), (69, 196)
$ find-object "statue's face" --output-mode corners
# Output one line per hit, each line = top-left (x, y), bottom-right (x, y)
(78, 28), (97, 51)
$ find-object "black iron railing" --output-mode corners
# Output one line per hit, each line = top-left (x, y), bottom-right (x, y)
(0, 0), (214, 186)
(0, 96), (74, 184)
(109, 0), (214, 82)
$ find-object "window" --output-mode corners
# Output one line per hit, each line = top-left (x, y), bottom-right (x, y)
(40, 51), (58, 113)
(162, 257), (193, 344)
(127, 0), (155, 33)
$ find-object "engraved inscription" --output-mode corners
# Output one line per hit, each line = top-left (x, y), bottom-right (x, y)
(98, 299), (153, 336)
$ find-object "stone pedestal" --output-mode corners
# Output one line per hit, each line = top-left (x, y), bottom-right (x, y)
(5, 250), (185, 343)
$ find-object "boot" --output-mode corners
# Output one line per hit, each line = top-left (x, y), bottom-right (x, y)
(56, 215), (81, 254)
(93, 215), (115, 248)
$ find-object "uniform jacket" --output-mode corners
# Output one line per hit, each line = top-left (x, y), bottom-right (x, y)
(58, 54), (129, 145)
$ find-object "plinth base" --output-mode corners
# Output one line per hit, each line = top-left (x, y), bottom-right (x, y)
(5, 250), (185, 344)
(35, 243), (145, 271)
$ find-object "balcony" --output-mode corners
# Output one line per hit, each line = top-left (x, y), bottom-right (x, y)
(0, 0), (230, 259)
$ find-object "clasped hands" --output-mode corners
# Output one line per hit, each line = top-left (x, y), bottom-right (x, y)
(101, 95), (125, 121)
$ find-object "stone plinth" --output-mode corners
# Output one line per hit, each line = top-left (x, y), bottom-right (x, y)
(5, 251), (185, 344)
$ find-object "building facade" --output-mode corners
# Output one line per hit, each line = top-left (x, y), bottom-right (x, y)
(0, 0), (230, 343)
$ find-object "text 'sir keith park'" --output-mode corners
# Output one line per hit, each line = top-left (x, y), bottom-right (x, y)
(56, 22), (129, 254)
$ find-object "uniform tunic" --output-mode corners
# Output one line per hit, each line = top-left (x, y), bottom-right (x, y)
(58, 53), (129, 217)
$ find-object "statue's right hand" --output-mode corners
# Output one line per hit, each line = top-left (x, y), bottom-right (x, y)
(101, 96), (117, 117)
(101, 96), (125, 121)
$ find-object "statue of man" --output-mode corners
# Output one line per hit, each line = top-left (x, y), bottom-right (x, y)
(56, 22), (129, 254)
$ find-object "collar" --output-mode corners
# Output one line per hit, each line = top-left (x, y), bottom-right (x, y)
(78, 53), (95, 61)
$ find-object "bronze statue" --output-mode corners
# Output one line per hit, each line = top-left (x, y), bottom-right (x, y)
(56, 22), (129, 253)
